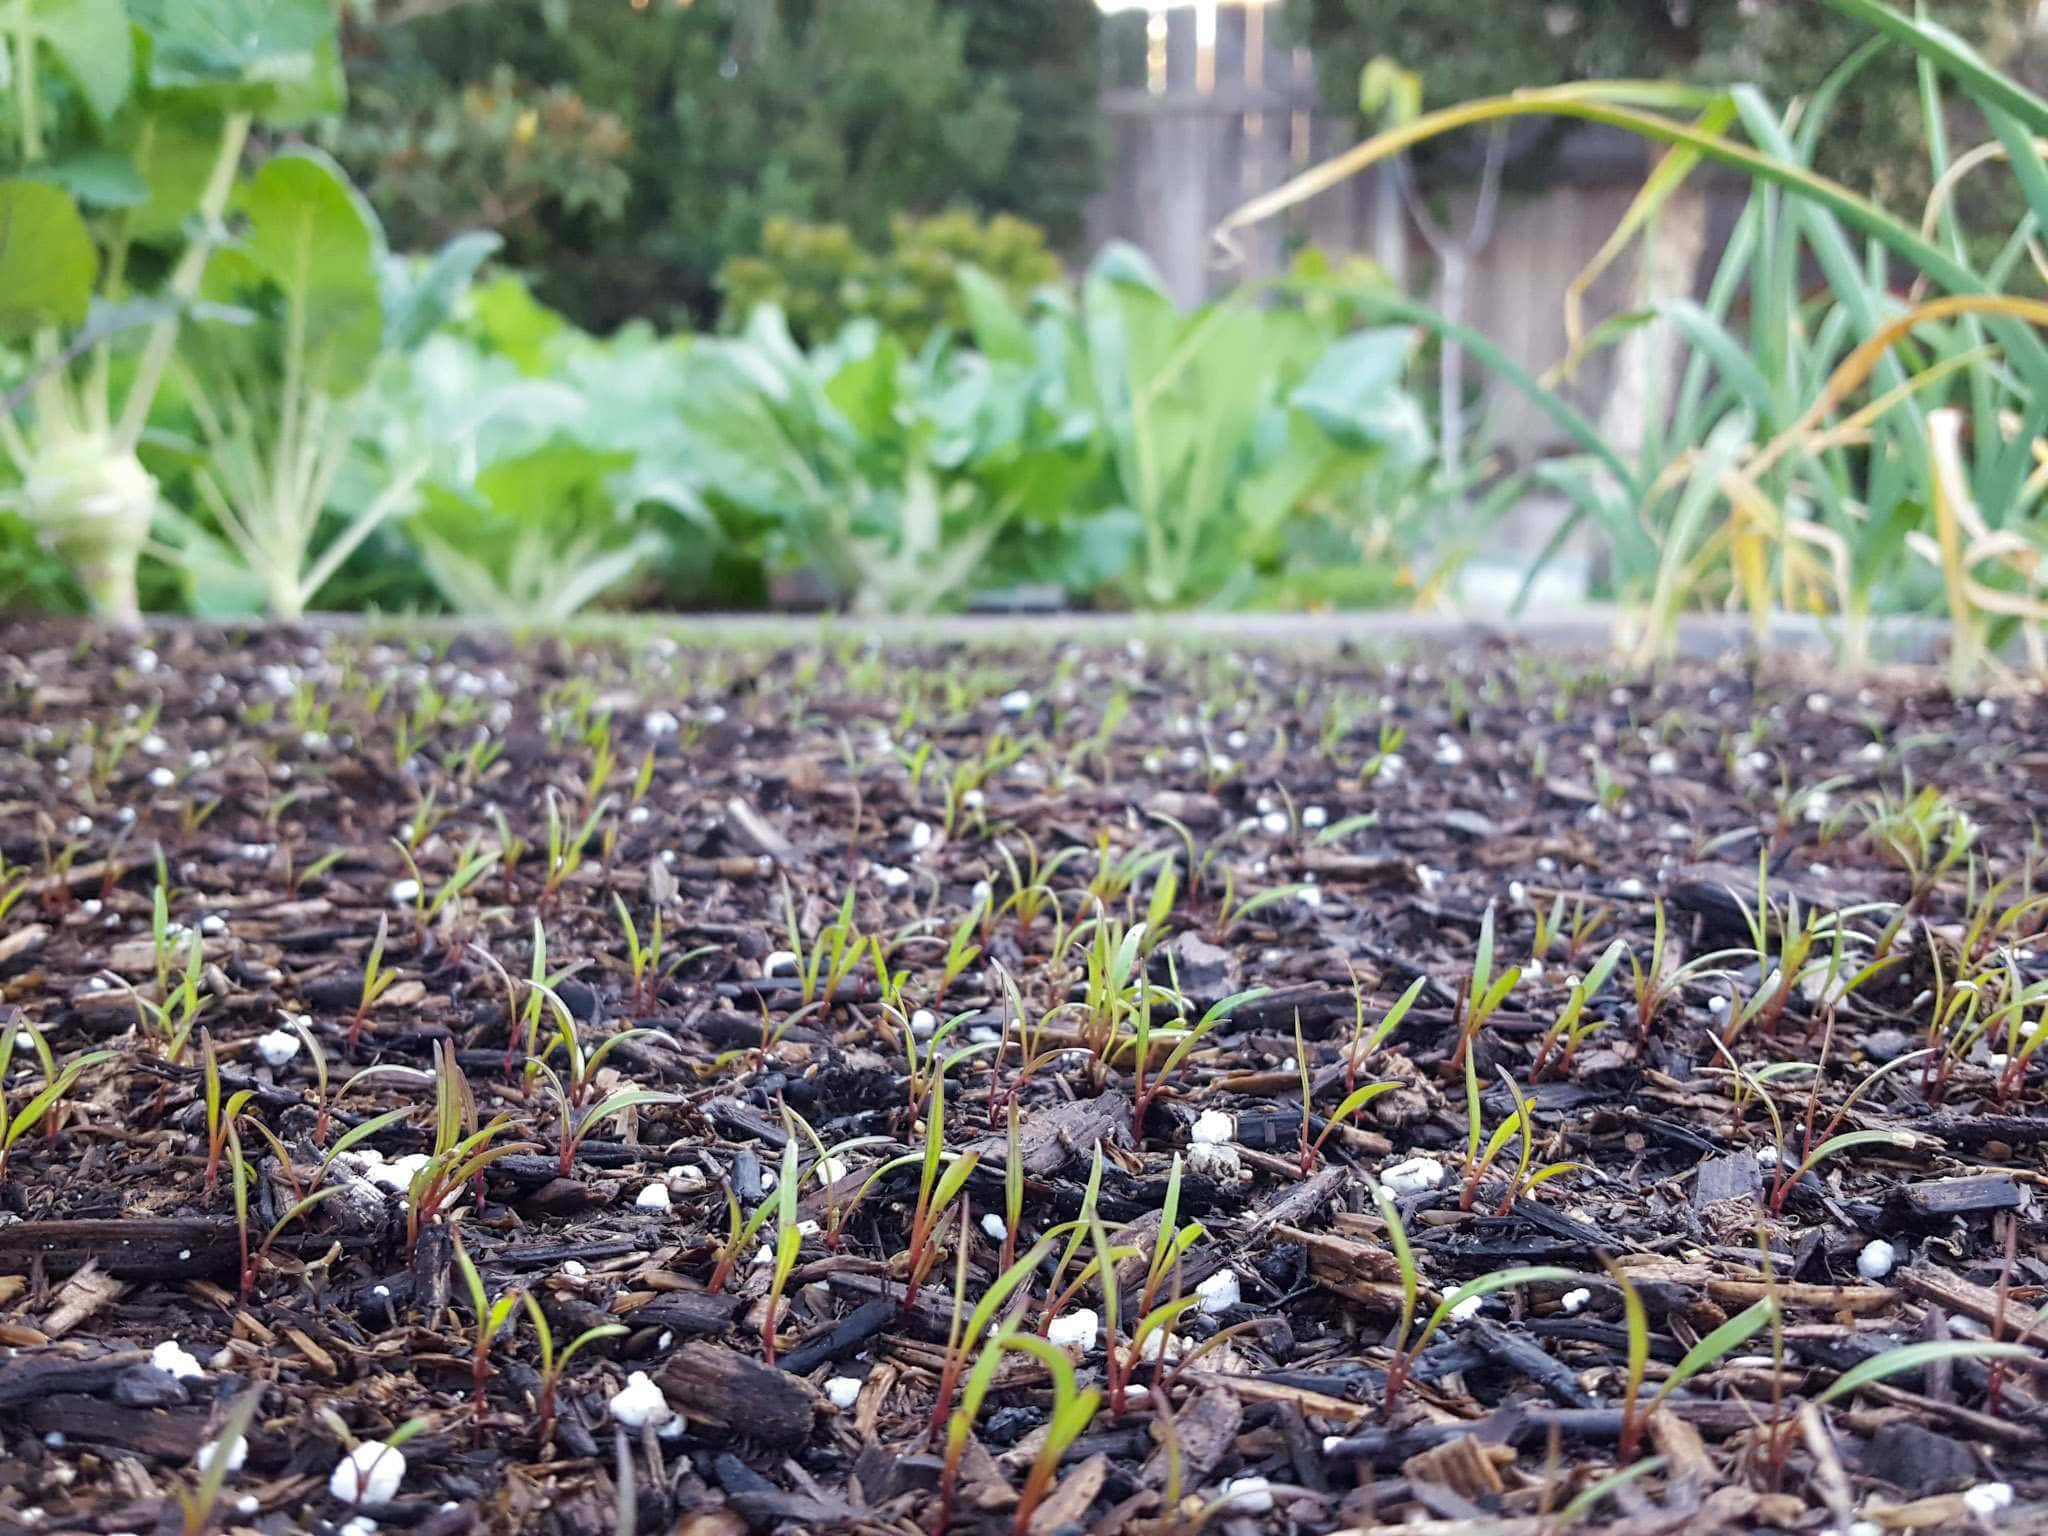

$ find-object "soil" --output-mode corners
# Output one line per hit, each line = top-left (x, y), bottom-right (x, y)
(0, 618), (2045, 1536)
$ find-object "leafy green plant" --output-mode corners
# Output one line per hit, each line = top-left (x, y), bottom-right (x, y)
(411, 443), (669, 622)
(1528, 939), (1628, 1081)
(0, 2), (335, 622)
(1295, 1013), (1399, 1174)
(675, 295), (1098, 614)
(347, 913), (400, 1051)
(518, 1294), (626, 1453)
(131, 886), (209, 1060)
(1219, 0), (2048, 671)
(160, 154), (496, 617)
(0, 1025), (112, 1185)
(1373, 1182), (1574, 1409)
(175, 1385), (264, 1536)
(1075, 245), (1429, 608)
(1752, 1094), (1909, 1219)
(453, 1227), (524, 1416)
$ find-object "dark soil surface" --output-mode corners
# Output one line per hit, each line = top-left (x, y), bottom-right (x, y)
(1, 619), (2045, 1536)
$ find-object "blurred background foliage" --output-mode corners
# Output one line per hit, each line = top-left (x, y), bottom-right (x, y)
(331, 0), (1106, 331)
(7, 0), (2048, 676)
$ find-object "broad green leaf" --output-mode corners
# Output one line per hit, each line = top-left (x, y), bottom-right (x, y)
(382, 230), (501, 354)
(1290, 326), (1416, 450)
(957, 264), (1034, 366)
(116, 100), (234, 239)
(131, 0), (340, 118)
(0, 180), (96, 336)
(470, 272), (565, 375)
(9, 0), (134, 121)
(236, 148), (383, 387)
(25, 149), (145, 207)
(473, 443), (633, 527)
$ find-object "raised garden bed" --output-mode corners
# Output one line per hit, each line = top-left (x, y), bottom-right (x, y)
(0, 619), (2043, 1535)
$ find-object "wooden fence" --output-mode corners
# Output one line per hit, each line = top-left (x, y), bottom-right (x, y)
(1084, 1), (1746, 468)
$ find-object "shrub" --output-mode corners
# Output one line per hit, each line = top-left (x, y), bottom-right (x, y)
(718, 211), (1064, 348)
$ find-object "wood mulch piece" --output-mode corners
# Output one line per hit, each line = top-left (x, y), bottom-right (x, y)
(1, 619), (2045, 1533)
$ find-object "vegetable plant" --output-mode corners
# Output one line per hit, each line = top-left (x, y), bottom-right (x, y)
(1216, 0), (2048, 670)
(761, 1131), (801, 1365)
(0, 1025), (112, 1185)
(1374, 1182), (1571, 1411)
(519, 1294), (626, 1453)
(404, 1042), (533, 1253)
(453, 1227), (524, 1417)
(1295, 1012), (1399, 1174)
(1450, 903), (1521, 1067)
(1460, 1059), (1579, 1214)
(1, 0), (351, 622)
(1529, 939), (1627, 1081)
(347, 913), (400, 1051)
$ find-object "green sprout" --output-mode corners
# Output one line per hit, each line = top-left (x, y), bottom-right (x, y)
(1374, 1183), (1570, 1411)
(1528, 939), (1628, 1081)
(520, 1294), (627, 1453)
(0, 1025), (113, 1185)
(176, 1386), (264, 1536)
(1296, 1011), (1399, 1174)
(200, 1031), (255, 1197)
(453, 1227), (525, 1417)
(347, 913), (401, 1052)
(1450, 903), (1522, 1069)
(404, 1042), (535, 1254)
(762, 1130), (802, 1364)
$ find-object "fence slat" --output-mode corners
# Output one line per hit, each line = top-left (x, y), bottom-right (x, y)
(1088, 3), (1739, 471)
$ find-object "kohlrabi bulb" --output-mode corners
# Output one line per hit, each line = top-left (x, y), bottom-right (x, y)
(23, 431), (157, 623)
